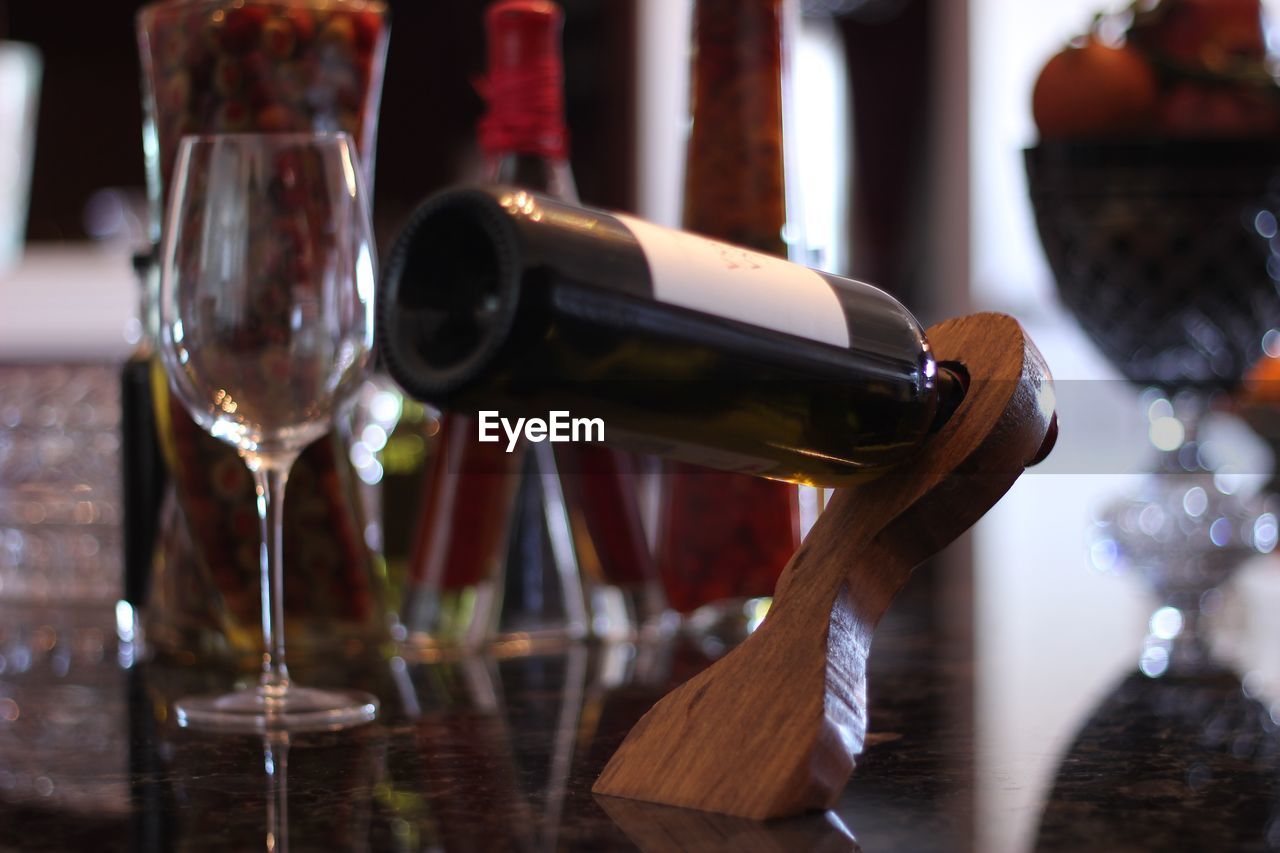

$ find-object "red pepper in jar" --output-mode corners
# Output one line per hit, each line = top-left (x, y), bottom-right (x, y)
(658, 0), (802, 614)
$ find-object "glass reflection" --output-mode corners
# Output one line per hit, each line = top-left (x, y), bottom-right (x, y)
(1035, 668), (1280, 851)
(263, 734), (287, 853)
(166, 725), (385, 851)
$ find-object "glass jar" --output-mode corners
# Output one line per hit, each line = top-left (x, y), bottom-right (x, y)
(132, 0), (392, 669)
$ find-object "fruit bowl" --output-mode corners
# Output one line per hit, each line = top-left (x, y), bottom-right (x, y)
(1025, 139), (1280, 388)
(1028, 138), (1280, 677)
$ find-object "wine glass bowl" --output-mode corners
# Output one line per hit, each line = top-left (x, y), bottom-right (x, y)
(158, 132), (378, 732)
(162, 134), (376, 468)
(1025, 139), (1280, 388)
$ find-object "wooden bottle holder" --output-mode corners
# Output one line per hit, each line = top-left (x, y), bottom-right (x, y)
(593, 313), (1057, 820)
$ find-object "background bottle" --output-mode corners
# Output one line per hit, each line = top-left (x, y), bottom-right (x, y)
(660, 0), (805, 616)
(377, 186), (948, 487)
(397, 0), (662, 652)
(120, 249), (165, 627)
(364, 387), (433, 621)
(479, 0), (663, 644)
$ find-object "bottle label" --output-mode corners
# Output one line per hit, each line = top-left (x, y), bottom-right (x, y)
(614, 213), (850, 348)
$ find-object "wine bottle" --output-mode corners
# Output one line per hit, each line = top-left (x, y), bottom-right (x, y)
(120, 249), (166, 619)
(377, 186), (951, 487)
(662, 0), (800, 614)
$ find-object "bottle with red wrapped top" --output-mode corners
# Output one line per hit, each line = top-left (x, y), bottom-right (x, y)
(658, 0), (805, 623)
(131, 0), (391, 667)
(398, 0), (666, 653)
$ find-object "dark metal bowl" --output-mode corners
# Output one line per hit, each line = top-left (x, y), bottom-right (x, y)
(1025, 140), (1280, 389)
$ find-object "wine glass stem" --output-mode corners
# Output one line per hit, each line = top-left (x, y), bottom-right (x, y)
(253, 459), (295, 692)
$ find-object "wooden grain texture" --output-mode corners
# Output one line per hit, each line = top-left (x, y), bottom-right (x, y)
(593, 313), (1056, 820)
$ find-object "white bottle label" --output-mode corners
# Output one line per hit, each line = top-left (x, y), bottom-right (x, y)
(614, 213), (850, 349)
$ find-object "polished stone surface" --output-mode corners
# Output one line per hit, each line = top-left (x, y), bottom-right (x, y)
(1, 593), (1278, 852)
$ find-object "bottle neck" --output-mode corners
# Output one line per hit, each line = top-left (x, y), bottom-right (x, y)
(478, 2), (571, 186)
(683, 0), (799, 259)
(477, 47), (569, 168)
(484, 151), (579, 203)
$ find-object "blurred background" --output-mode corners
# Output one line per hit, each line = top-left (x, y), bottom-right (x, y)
(5, 1), (1280, 850)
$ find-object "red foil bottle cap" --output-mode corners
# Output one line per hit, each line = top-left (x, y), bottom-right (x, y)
(477, 0), (570, 160)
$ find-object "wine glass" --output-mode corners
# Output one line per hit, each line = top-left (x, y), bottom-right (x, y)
(158, 132), (378, 732)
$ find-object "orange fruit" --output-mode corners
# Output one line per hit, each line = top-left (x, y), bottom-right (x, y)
(1033, 39), (1159, 139)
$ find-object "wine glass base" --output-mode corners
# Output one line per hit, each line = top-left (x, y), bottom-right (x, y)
(175, 685), (378, 733)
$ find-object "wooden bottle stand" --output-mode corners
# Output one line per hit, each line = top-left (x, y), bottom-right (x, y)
(593, 313), (1057, 820)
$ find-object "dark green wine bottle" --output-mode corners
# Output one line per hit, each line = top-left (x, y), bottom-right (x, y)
(378, 186), (948, 488)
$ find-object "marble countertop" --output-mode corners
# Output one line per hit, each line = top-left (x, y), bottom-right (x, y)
(1, 593), (1276, 853)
